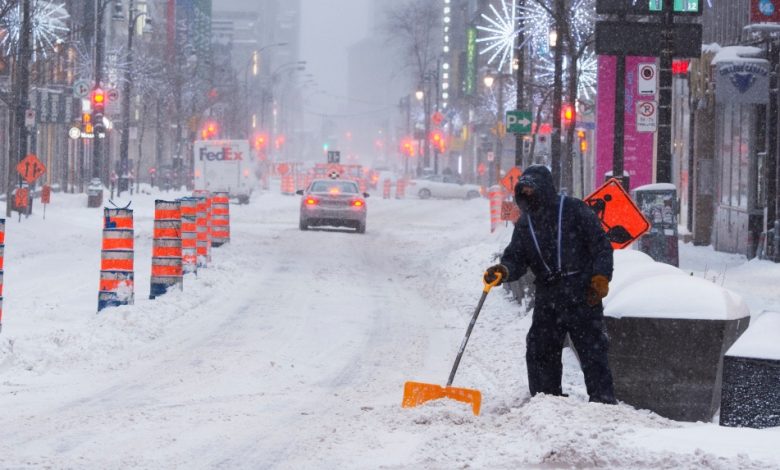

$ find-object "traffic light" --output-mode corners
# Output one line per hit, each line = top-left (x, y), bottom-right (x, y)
(82, 112), (93, 134)
(254, 133), (268, 150)
(431, 131), (446, 153)
(201, 122), (217, 139)
(92, 88), (105, 114)
(562, 105), (574, 125)
(401, 139), (415, 157)
(578, 131), (587, 152)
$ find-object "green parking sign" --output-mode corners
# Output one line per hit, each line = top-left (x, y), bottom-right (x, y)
(506, 111), (533, 134)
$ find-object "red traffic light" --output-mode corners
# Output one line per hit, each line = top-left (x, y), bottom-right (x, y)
(563, 105), (574, 122)
(202, 122), (218, 139)
(92, 88), (106, 113)
(254, 133), (268, 150)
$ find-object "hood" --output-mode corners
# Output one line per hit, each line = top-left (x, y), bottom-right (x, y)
(515, 165), (558, 207)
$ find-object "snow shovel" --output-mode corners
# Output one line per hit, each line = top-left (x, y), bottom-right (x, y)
(402, 272), (503, 416)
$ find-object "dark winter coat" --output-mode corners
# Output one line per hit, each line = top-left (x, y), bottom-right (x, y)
(500, 165), (613, 306)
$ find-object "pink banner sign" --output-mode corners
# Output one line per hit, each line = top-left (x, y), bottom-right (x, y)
(596, 55), (656, 190)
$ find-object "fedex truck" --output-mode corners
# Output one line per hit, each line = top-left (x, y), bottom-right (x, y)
(193, 140), (254, 203)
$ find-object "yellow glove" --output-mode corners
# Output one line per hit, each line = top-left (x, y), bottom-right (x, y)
(484, 264), (509, 285)
(587, 275), (610, 306)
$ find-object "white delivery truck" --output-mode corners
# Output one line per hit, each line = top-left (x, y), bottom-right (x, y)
(193, 140), (254, 203)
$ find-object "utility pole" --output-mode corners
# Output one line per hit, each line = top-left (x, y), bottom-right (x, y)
(8, 0), (31, 217)
(495, 74), (504, 185)
(93, 0), (106, 180)
(550, 0), (564, 190)
(118, 0), (141, 197)
(515, 0), (525, 169)
(656, 5), (674, 183)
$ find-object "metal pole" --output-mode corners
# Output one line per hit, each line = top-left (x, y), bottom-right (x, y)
(768, 42), (779, 240)
(494, 74), (504, 185)
(550, 0), (564, 190)
(93, 0), (105, 180)
(613, 53), (626, 187)
(12, 0), (31, 216)
(118, 0), (136, 197)
(515, 2), (525, 169)
(656, 9), (674, 183)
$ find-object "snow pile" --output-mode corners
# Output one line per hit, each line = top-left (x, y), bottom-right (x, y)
(726, 311), (780, 360)
(606, 250), (750, 320)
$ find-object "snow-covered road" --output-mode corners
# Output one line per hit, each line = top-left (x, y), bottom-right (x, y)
(0, 187), (778, 469)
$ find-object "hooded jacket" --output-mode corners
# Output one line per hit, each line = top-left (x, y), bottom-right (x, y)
(500, 165), (613, 306)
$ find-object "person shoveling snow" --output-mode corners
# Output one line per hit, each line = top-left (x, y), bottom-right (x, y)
(485, 165), (618, 405)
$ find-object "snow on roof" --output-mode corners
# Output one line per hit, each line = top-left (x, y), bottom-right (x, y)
(711, 45), (766, 65)
(726, 311), (780, 360)
(633, 183), (676, 192)
(605, 251), (750, 321)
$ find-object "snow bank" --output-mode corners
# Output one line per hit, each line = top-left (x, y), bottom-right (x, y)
(606, 250), (750, 320)
(726, 311), (780, 360)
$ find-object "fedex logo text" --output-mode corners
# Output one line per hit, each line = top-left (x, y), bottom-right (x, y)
(199, 147), (244, 161)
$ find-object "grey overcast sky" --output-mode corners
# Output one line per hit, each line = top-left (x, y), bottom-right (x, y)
(300, 0), (373, 105)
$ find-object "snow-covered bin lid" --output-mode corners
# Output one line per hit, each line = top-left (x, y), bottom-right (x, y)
(605, 274), (750, 321)
(725, 311), (780, 360)
(613, 249), (655, 266)
(632, 183), (676, 192)
(604, 259), (685, 307)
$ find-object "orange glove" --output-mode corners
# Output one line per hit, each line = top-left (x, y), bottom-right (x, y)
(587, 275), (610, 306)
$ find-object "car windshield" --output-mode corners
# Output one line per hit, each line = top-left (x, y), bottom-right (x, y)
(310, 181), (359, 194)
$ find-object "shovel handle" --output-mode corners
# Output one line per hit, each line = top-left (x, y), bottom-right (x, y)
(446, 274), (499, 387)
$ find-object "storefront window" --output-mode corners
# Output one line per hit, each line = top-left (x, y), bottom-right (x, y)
(717, 104), (753, 209)
(720, 105), (732, 206)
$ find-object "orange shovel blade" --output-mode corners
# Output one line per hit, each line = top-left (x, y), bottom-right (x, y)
(402, 381), (482, 415)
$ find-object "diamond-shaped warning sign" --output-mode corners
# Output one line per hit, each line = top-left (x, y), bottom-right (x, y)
(501, 167), (523, 193)
(327, 164), (343, 179)
(431, 112), (444, 126)
(477, 162), (487, 177)
(16, 154), (46, 184)
(584, 178), (651, 249)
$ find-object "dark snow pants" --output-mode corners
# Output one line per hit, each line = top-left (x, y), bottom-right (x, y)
(526, 300), (616, 402)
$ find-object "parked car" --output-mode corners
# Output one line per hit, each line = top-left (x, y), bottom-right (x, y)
(297, 179), (369, 233)
(408, 175), (482, 199)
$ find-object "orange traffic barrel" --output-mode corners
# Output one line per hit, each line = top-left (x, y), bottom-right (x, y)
(383, 179), (391, 199)
(150, 200), (183, 299)
(193, 194), (210, 268)
(489, 185), (503, 233)
(396, 179), (406, 199)
(281, 175), (295, 195)
(211, 191), (230, 247)
(180, 198), (198, 275)
(99, 209), (134, 312)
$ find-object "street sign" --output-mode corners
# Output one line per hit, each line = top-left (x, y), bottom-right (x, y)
(41, 185), (51, 204)
(506, 111), (533, 133)
(752, 0), (780, 22)
(501, 167), (523, 193)
(277, 163), (290, 175)
(596, 0), (702, 15)
(15, 188), (28, 209)
(73, 80), (91, 99)
(636, 100), (658, 133)
(431, 112), (444, 126)
(491, 121), (506, 138)
(595, 22), (702, 58)
(577, 99), (595, 116)
(500, 201), (520, 222)
(487, 152), (495, 162)
(477, 162), (487, 176)
(106, 88), (120, 114)
(68, 127), (81, 140)
(584, 178), (651, 249)
(327, 150), (340, 163)
(24, 109), (35, 127)
(638, 63), (657, 95)
(327, 164), (344, 179)
(17, 154), (46, 184)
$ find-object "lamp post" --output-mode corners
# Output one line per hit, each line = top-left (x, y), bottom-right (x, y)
(244, 42), (287, 136)
(416, 87), (426, 175)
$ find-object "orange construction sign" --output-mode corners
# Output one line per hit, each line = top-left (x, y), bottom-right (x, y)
(326, 164), (344, 179)
(15, 188), (28, 208)
(500, 201), (520, 223)
(584, 178), (651, 249)
(17, 154), (46, 184)
(501, 167), (523, 193)
(41, 185), (51, 204)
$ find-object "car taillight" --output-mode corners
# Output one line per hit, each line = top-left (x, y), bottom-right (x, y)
(352, 199), (364, 207)
(408, 181), (416, 186)
(306, 197), (318, 205)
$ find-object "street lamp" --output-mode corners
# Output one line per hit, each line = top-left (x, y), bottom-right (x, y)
(548, 28), (558, 48)
(483, 73), (495, 88)
(415, 89), (424, 101)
